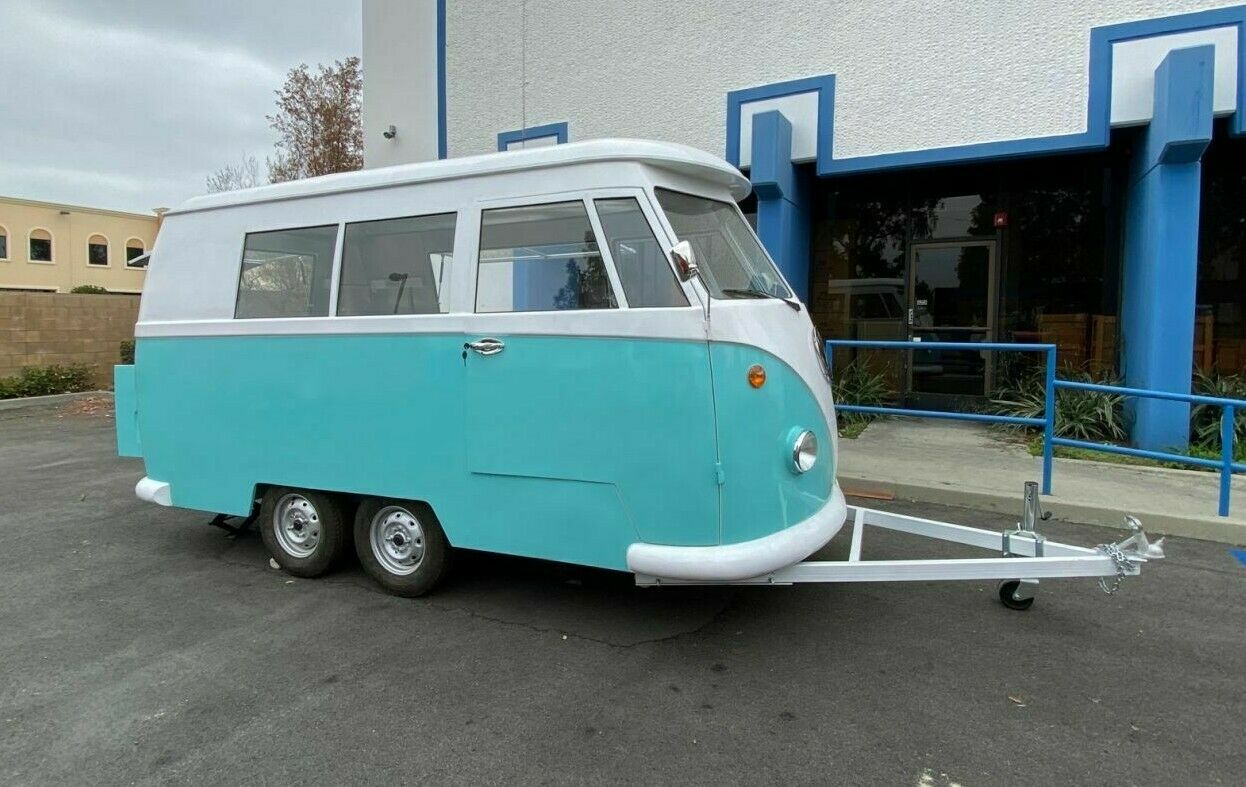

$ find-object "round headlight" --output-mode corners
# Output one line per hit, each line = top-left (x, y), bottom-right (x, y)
(792, 430), (818, 473)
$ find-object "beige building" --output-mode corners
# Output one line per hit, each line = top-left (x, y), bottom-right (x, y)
(0, 196), (161, 294)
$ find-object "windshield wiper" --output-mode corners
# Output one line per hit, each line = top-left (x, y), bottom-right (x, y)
(720, 287), (801, 311)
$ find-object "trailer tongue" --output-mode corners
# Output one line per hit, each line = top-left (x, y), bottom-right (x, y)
(635, 482), (1166, 610)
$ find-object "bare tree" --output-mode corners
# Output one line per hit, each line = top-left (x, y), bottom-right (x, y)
(267, 57), (363, 183)
(206, 153), (264, 193)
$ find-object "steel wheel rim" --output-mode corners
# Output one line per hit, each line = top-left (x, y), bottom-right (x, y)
(370, 505), (425, 576)
(272, 493), (322, 559)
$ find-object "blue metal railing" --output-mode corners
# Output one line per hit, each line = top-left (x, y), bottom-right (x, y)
(825, 339), (1245, 516)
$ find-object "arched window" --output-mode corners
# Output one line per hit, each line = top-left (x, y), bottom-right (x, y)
(87, 234), (109, 266)
(29, 228), (52, 262)
(125, 238), (146, 267)
(0, 225), (8, 261)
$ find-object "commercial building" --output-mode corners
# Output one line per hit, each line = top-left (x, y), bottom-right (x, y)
(0, 196), (160, 295)
(361, 1), (1246, 450)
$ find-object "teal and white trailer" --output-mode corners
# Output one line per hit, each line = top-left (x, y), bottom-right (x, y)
(115, 140), (1162, 603)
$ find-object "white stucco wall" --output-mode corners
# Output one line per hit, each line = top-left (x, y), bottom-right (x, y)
(362, 0), (1243, 166)
(362, 0), (439, 167)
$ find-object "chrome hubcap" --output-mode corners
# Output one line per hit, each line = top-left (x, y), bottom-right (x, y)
(370, 506), (425, 576)
(273, 493), (321, 558)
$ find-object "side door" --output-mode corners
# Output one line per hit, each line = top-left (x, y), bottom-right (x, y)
(459, 190), (721, 570)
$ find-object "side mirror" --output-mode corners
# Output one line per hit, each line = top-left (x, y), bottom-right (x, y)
(670, 240), (698, 282)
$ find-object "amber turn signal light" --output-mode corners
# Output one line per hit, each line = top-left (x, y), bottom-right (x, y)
(747, 364), (766, 388)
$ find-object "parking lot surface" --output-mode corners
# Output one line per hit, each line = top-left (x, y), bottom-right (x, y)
(2, 400), (1244, 785)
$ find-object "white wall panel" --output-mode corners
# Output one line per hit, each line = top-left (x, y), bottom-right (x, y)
(737, 90), (820, 168)
(363, 1), (1244, 167)
(363, 0), (439, 167)
(1110, 25), (1239, 124)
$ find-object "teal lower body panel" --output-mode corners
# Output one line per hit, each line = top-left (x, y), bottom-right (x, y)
(114, 364), (140, 457)
(461, 474), (636, 569)
(132, 332), (720, 572)
(709, 343), (836, 545)
(132, 332), (835, 573)
(136, 335), (468, 519)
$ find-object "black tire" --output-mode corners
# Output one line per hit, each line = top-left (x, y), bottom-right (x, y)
(998, 580), (1035, 611)
(259, 486), (347, 578)
(354, 498), (450, 597)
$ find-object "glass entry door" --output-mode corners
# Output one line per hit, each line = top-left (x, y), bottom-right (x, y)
(907, 240), (997, 398)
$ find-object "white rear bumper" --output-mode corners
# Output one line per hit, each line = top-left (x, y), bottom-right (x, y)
(626, 484), (848, 581)
(135, 476), (172, 506)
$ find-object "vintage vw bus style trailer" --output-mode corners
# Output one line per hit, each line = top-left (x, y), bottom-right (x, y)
(118, 139), (1163, 604)
(116, 140), (847, 596)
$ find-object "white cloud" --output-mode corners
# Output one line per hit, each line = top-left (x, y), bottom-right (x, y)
(0, 0), (361, 214)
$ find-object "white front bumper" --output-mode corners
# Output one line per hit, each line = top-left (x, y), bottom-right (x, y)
(626, 483), (848, 581)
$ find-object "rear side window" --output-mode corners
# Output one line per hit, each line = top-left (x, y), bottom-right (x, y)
(593, 198), (688, 308)
(338, 213), (456, 316)
(235, 225), (338, 319)
(475, 201), (617, 313)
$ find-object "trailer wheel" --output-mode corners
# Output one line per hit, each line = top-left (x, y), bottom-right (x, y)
(260, 487), (347, 578)
(997, 580), (1035, 611)
(354, 499), (449, 597)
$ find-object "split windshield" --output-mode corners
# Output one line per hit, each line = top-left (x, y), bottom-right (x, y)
(655, 188), (791, 299)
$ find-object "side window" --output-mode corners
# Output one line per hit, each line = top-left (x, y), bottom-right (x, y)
(339, 213), (456, 316)
(88, 234), (109, 266)
(476, 201), (617, 313)
(125, 238), (146, 264)
(29, 229), (52, 262)
(593, 198), (688, 308)
(235, 224), (338, 319)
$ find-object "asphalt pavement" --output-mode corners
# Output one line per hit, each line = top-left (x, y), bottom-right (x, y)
(2, 398), (1243, 785)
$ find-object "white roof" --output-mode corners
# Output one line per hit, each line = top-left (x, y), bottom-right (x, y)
(174, 139), (752, 215)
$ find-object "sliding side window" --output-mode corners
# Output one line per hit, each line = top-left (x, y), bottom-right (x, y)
(235, 224), (338, 318)
(475, 201), (617, 313)
(338, 213), (456, 316)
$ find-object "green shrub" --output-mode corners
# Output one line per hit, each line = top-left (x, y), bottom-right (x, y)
(831, 360), (894, 437)
(119, 340), (135, 365)
(992, 368), (1128, 442)
(1191, 371), (1246, 457)
(0, 365), (95, 399)
(70, 285), (109, 294)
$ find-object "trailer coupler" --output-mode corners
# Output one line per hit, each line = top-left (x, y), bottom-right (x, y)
(634, 482), (1165, 610)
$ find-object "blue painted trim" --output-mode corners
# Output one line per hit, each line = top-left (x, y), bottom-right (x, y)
(750, 110), (813, 302)
(725, 5), (1246, 174)
(725, 75), (835, 168)
(1120, 45), (1214, 452)
(835, 405), (1045, 428)
(497, 121), (569, 152)
(436, 0), (447, 160)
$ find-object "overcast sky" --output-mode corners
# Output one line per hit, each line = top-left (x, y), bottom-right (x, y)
(0, 0), (361, 215)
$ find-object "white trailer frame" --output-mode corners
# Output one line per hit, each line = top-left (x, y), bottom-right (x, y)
(634, 483), (1165, 608)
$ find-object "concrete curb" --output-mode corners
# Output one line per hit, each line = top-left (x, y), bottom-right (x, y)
(840, 473), (1246, 546)
(0, 390), (113, 412)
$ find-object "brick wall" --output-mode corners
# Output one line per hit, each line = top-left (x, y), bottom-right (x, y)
(0, 291), (140, 387)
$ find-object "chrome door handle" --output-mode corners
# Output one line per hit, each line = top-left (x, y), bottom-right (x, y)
(465, 337), (505, 356)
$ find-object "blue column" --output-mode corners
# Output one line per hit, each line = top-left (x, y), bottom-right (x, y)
(1121, 45), (1214, 451)
(750, 110), (813, 303)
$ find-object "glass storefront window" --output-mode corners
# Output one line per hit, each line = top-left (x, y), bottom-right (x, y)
(808, 150), (1125, 399)
(1198, 122), (1246, 375)
(812, 178), (909, 397)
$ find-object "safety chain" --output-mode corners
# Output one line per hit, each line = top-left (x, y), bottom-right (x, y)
(1095, 542), (1132, 594)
